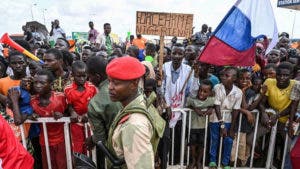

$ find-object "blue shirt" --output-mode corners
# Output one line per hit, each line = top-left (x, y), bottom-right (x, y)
(14, 87), (33, 115)
(170, 63), (192, 97)
(13, 87), (40, 138)
(171, 65), (181, 83)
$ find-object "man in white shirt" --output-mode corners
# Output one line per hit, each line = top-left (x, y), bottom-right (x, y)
(96, 23), (114, 55)
(159, 43), (193, 165)
(50, 19), (66, 42)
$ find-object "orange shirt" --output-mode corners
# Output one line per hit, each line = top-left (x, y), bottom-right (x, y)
(0, 76), (21, 96)
(132, 37), (147, 49)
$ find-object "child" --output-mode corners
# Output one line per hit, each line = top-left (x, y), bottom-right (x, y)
(7, 77), (43, 169)
(64, 61), (97, 154)
(186, 79), (215, 169)
(230, 69), (262, 166)
(244, 77), (267, 161)
(144, 78), (160, 168)
(31, 69), (67, 169)
(144, 78), (169, 169)
(209, 67), (243, 169)
(262, 63), (277, 80)
(7, 78), (33, 126)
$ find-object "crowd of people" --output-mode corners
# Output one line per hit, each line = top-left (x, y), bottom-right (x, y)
(0, 19), (300, 169)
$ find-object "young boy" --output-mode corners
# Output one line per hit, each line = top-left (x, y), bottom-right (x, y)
(244, 77), (267, 162)
(6, 78), (34, 140)
(7, 77), (43, 169)
(64, 61), (97, 154)
(262, 63), (277, 80)
(144, 78), (163, 169)
(186, 79), (215, 169)
(230, 69), (262, 166)
(209, 67), (243, 169)
(31, 69), (67, 169)
(7, 77), (35, 123)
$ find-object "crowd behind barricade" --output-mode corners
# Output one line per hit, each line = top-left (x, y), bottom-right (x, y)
(0, 20), (300, 169)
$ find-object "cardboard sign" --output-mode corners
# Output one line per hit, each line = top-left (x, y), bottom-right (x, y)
(136, 11), (193, 37)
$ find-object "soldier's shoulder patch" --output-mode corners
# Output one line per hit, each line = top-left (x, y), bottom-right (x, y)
(118, 114), (130, 125)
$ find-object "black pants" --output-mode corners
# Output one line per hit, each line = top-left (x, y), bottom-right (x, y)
(96, 146), (106, 169)
(31, 136), (43, 169)
(158, 122), (171, 169)
(169, 120), (182, 165)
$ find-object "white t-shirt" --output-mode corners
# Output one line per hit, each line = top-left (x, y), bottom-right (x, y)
(51, 27), (65, 42)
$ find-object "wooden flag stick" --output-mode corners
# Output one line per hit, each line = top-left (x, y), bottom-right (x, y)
(157, 35), (164, 86)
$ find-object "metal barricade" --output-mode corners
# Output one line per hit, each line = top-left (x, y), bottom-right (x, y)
(166, 108), (290, 169)
(250, 109), (260, 169)
(18, 117), (97, 169)
(169, 108), (191, 168)
(15, 109), (291, 169)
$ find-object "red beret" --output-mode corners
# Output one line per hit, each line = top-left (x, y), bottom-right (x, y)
(106, 56), (145, 80)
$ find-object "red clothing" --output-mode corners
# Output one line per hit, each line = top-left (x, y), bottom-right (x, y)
(71, 124), (86, 154)
(64, 82), (97, 115)
(0, 116), (34, 169)
(291, 137), (300, 169)
(31, 92), (67, 146)
(64, 82), (96, 154)
(41, 142), (66, 169)
(106, 56), (146, 80)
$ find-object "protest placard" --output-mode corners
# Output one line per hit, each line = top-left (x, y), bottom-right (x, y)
(136, 11), (193, 38)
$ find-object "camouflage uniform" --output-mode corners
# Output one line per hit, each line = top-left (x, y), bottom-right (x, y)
(107, 94), (166, 169)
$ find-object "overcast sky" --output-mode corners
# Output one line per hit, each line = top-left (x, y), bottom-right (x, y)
(1, 0), (299, 40)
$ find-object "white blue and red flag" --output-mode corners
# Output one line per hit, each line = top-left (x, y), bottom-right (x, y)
(199, 0), (278, 66)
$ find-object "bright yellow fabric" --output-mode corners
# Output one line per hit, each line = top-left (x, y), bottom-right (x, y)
(264, 78), (296, 123)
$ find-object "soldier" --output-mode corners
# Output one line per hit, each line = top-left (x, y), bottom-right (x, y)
(106, 56), (166, 169)
(85, 55), (122, 169)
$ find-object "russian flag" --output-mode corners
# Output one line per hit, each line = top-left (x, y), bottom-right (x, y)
(199, 0), (278, 66)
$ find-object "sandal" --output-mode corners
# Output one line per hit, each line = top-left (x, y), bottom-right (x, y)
(209, 162), (217, 169)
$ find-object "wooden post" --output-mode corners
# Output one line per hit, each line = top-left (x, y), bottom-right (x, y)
(157, 35), (164, 86)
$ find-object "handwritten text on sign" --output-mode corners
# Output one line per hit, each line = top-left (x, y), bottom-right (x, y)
(136, 11), (193, 37)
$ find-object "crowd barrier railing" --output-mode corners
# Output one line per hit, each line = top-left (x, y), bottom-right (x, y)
(167, 108), (290, 169)
(16, 108), (291, 169)
(18, 117), (96, 169)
